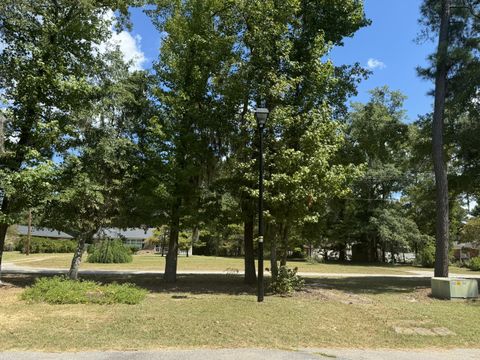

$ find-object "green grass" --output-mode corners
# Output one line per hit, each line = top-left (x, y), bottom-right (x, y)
(0, 273), (479, 351)
(3, 251), (478, 275)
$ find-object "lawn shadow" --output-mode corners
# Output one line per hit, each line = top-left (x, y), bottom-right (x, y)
(0, 272), (257, 295)
(4, 272), (478, 297)
(305, 276), (477, 295)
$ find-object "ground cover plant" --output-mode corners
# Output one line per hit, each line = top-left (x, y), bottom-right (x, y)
(21, 276), (147, 305)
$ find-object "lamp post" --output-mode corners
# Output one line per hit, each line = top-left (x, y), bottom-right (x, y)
(255, 105), (269, 302)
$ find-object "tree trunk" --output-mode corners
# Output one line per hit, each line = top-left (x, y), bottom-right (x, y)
(0, 223), (8, 284)
(0, 112), (5, 154)
(269, 226), (278, 280)
(191, 225), (199, 256)
(0, 196), (10, 284)
(280, 224), (288, 267)
(164, 201), (181, 283)
(432, 0), (451, 278)
(243, 212), (256, 285)
(68, 235), (88, 280)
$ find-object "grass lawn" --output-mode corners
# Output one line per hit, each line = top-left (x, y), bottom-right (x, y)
(0, 273), (479, 351)
(3, 251), (478, 275)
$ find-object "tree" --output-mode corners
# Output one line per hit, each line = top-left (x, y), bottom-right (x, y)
(0, 0), (131, 282)
(148, 0), (237, 282)
(215, 0), (369, 278)
(40, 50), (148, 280)
(418, 0), (480, 276)
(334, 88), (410, 262)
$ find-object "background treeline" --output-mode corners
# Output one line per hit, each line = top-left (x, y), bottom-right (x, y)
(1, 0), (479, 284)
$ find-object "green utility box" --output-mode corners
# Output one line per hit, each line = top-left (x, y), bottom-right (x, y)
(431, 277), (479, 299)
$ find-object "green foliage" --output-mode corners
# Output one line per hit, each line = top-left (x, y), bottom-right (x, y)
(21, 276), (147, 305)
(461, 217), (480, 245)
(416, 242), (436, 268)
(269, 266), (305, 295)
(87, 239), (133, 264)
(466, 257), (480, 271)
(15, 237), (77, 254)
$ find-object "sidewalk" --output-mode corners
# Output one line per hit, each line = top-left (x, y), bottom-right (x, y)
(3, 261), (480, 278)
(1, 349), (480, 360)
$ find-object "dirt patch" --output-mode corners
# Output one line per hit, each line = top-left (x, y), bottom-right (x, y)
(298, 288), (373, 305)
(394, 326), (456, 336)
(403, 287), (433, 303)
(0, 281), (20, 290)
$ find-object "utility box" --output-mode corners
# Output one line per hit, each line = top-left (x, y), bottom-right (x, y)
(431, 277), (479, 299)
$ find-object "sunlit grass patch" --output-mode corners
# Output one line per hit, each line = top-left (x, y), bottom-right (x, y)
(21, 276), (147, 305)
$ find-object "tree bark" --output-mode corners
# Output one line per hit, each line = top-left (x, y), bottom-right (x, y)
(191, 225), (199, 256)
(0, 195), (10, 284)
(280, 224), (288, 266)
(68, 235), (88, 280)
(164, 200), (181, 283)
(0, 223), (8, 284)
(432, 0), (451, 278)
(269, 226), (278, 280)
(243, 211), (256, 284)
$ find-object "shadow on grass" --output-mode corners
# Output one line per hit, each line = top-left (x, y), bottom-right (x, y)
(2, 272), (458, 297)
(305, 276), (433, 295)
(1, 273), (257, 295)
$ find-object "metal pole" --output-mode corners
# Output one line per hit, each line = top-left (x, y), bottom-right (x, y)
(257, 124), (264, 302)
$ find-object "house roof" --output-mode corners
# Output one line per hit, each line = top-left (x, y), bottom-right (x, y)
(97, 228), (155, 240)
(16, 225), (74, 239)
(15, 226), (155, 241)
(453, 242), (480, 250)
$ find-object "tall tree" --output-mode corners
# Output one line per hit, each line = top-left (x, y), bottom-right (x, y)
(0, 0), (131, 282)
(40, 51), (149, 279)
(431, 0), (451, 277)
(148, 0), (237, 282)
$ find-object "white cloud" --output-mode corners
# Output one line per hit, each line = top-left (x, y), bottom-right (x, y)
(98, 10), (146, 71)
(367, 58), (386, 70)
(109, 31), (146, 71)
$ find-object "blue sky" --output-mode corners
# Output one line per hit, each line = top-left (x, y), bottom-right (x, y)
(125, 0), (436, 123)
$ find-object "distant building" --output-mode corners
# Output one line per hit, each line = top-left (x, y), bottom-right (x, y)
(16, 225), (73, 240)
(453, 242), (480, 261)
(15, 225), (155, 250)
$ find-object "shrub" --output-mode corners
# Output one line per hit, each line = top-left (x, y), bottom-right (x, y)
(306, 254), (323, 264)
(467, 257), (480, 271)
(128, 246), (139, 255)
(21, 276), (147, 305)
(87, 239), (133, 263)
(416, 242), (435, 268)
(270, 266), (305, 295)
(15, 237), (77, 253)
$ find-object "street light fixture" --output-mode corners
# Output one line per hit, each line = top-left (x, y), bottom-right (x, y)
(255, 104), (269, 302)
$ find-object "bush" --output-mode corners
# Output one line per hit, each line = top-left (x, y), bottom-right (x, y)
(306, 254), (323, 264)
(270, 266), (305, 295)
(15, 237), (77, 253)
(21, 276), (147, 305)
(466, 257), (480, 271)
(416, 243), (435, 268)
(288, 247), (305, 259)
(128, 246), (139, 255)
(87, 239), (133, 263)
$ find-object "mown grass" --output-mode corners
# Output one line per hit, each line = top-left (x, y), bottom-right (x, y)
(5, 251), (477, 275)
(0, 274), (479, 351)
